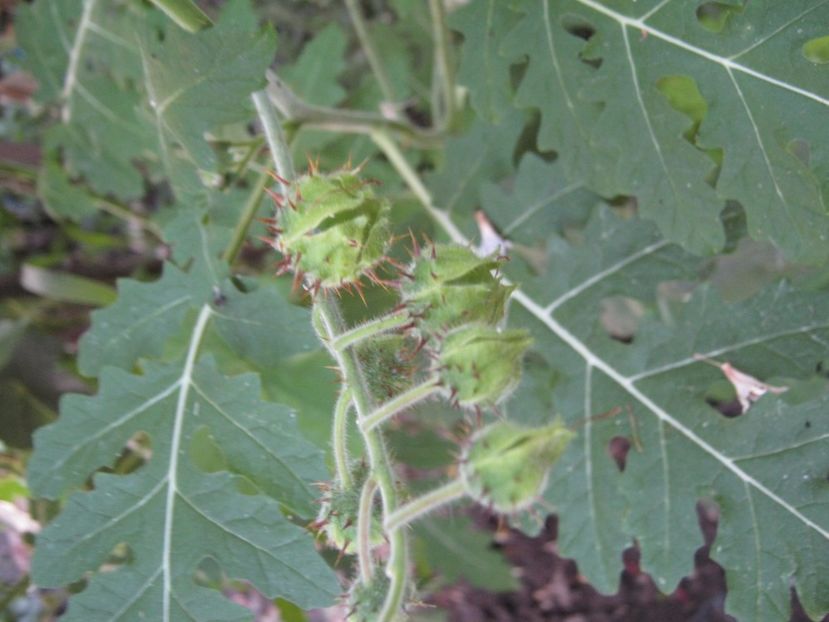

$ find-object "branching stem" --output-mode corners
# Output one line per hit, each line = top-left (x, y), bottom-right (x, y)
(361, 377), (442, 432)
(314, 298), (408, 622)
(356, 476), (378, 584)
(267, 73), (442, 148)
(385, 479), (465, 532)
(332, 388), (353, 490)
(344, 0), (397, 107)
(332, 311), (411, 352)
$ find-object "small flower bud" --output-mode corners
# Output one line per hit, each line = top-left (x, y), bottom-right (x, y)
(437, 324), (532, 409)
(276, 170), (391, 288)
(400, 244), (514, 332)
(316, 462), (382, 553)
(460, 420), (574, 513)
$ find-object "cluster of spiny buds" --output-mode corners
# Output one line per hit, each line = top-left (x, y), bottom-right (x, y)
(267, 164), (575, 620)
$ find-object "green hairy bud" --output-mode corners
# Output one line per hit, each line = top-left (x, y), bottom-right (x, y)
(316, 462), (383, 554)
(437, 324), (532, 409)
(347, 570), (391, 622)
(401, 243), (514, 332)
(460, 420), (574, 513)
(274, 169), (391, 289)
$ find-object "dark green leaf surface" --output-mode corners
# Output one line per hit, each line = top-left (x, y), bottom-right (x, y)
(139, 1), (275, 196)
(427, 148), (829, 620)
(415, 515), (519, 592)
(30, 310), (338, 619)
(497, 0), (829, 261)
(450, 0), (520, 123)
(281, 23), (347, 107)
(17, 0), (156, 198)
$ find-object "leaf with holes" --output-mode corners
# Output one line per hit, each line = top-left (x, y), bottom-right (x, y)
(490, 0), (829, 261)
(16, 0), (157, 198)
(29, 307), (338, 620)
(425, 150), (829, 621)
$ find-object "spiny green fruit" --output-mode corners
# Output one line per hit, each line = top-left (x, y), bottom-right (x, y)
(316, 462), (383, 554)
(400, 243), (514, 332)
(436, 324), (532, 409)
(273, 169), (391, 290)
(459, 420), (574, 513)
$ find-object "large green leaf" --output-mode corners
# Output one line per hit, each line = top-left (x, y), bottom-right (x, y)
(492, 0), (829, 261)
(139, 1), (275, 199)
(449, 0), (521, 123)
(281, 23), (347, 107)
(17, 0), (156, 198)
(30, 306), (338, 619)
(425, 150), (829, 621)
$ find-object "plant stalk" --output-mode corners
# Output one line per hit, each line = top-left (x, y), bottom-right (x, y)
(361, 377), (442, 432)
(356, 476), (378, 584)
(315, 298), (409, 622)
(428, 0), (456, 130)
(266, 73), (442, 148)
(252, 90), (295, 196)
(332, 311), (411, 352)
(384, 478), (465, 532)
(148, 0), (212, 32)
(332, 388), (353, 490)
(344, 0), (397, 107)
(221, 168), (269, 264)
(254, 95), (408, 620)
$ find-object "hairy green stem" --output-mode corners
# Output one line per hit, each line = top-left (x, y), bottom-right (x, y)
(255, 94), (408, 620)
(385, 479), (465, 532)
(221, 168), (269, 264)
(371, 130), (432, 206)
(266, 72), (441, 148)
(252, 90), (295, 196)
(361, 377), (442, 433)
(333, 388), (354, 490)
(148, 0), (212, 32)
(356, 476), (378, 584)
(86, 193), (163, 239)
(345, 0), (397, 107)
(332, 311), (411, 352)
(231, 136), (265, 179)
(428, 0), (456, 130)
(314, 298), (408, 622)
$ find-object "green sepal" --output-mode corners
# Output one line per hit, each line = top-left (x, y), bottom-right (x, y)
(460, 419), (574, 513)
(437, 324), (532, 409)
(401, 244), (514, 332)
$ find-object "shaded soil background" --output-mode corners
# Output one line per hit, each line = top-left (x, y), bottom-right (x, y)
(425, 509), (826, 622)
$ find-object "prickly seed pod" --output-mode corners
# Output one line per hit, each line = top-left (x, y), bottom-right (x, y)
(436, 324), (533, 409)
(459, 420), (574, 513)
(400, 243), (515, 332)
(316, 462), (383, 554)
(275, 169), (392, 289)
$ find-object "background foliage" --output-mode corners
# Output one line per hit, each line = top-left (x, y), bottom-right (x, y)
(1, 0), (828, 620)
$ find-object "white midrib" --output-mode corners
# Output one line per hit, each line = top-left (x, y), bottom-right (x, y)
(573, 0), (829, 108)
(61, 0), (97, 123)
(161, 304), (212, 622)
(412, 191), (829, 542)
